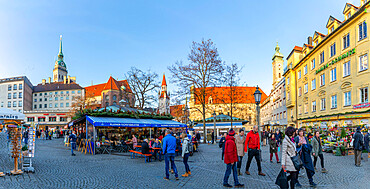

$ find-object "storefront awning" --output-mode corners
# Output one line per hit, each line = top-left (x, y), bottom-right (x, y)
(86, 116), (187, 128)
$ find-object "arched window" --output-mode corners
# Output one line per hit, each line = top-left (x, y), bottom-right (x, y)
(113, 101), (117, 105)
(105, 95), (109, 101)
(105, 102), (109, 107)
(113, 95), (117, 101)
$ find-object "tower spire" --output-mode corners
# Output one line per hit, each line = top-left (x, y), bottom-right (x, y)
(58, 35), (63, 57)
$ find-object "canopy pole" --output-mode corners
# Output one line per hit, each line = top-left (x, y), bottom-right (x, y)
(150, 128), (152, 139)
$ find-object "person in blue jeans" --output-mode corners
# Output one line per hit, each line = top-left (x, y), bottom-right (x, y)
(69, 131), (77, 156)
(162, 129), (178, 180)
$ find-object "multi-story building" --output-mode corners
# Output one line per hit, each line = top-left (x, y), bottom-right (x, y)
(0, 76), (33, 113)
(24, 36), (84, 129)
(158, 74), (170, 115)
(85, 76), (135, 109)
(260, 95), (271, 126)
(284, 1), (370, 128)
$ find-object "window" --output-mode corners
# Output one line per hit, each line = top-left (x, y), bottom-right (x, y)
(359, 54), (368, 71)
(330, 68), (337, 82)
(49, 117), (56, 122)
(359, 21), (367, 41)
(66, 96), (69, 100)
(0, 102), (3, 107)
(287, 77), (290, 84)
(331, 95), (337, 109)
(60, 117), (67, 122)
(45, 98), (47, 101)
(8, 93), (11, 99)
(343, 61), (351, 77)
(13, 101), (17, 107)
(298, 70), (301, 79)
(298, 105), (302, 115)
(360, 87), (368, 103)
(49, 97), (52, 101)
(344, 91), (351, 106)
(60, 103), (64, 107)
(19, 84), (22, 90)
(8, 102), (11, 108)
(298, 87), (302, 96)
(287, 92), (290, 101)
(38, 117), (45, 122)
(34, 105), (37, 109)
(311, 59), (316, 70)
(343, 33), (350, 49)
(60, 97), (64, 101)
(61, 91), (64, 95)
(311, 79), (316, 90)
(66, 103), (69, 107)
(27, 117), (34, 122)
(49, 103), (52, 108)
(44, 93), (47, 96)
(34, 98), (37, 102)
(55, 103), (58, 108)
(78, 90), (81, 94)
(113, 101), (117, 105)
(304, 103), (308, 114)
(39, 93), (42, 96)
(330, 26), (334, 33)
(304, 65), (308, 75)
(13, 93), (17, 99)
(49, 92), (52, 95)
(304, 83), (308, 94)
(13, 84), (17, 90)
(72, 91), (75, 94)
(39, 104), (42, 108)
(66, 91), (69, 94)
(44, 104), (47, 108)
(312, 101), (316, 112)
(19, 92), (22, 98)
(320, 74), (325, 86)
(113, 95), (117, 101)
(321, 98), (326, 110)
(18, 101), (22, 107)
(330, 43), (336, 57)
(55, 97), (58, 101)
(320, 51), (325, 64)
(39, 98), (42, 102)
(8, 85), (11, 91)
(34, 94), (37, 97)
(55, 92), (58, 95)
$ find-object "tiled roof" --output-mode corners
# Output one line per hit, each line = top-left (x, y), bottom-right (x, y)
(192, 86), (267, 105)
(315, 31), (327, 37)
(33, 82), (83, 92)
(103, 76), (119, 91)
(85, 78), (132, 97)
(170, 104), (185, 118)
(161, 74), (167, 86)
(293, 46), (303, 51)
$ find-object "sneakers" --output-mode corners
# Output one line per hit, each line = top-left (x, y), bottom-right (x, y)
(235, 183), (244, 188)
(223, 184), (232, 188)
(277, 161), (281, 163)
(71, 154), (76, 156)
(270, 160), (273, 163)
(163, 177), (169, 181)
(245, 171), (250, 175)
(258, 172), (266, 176)
(182, 173), (188, 177)
(321, 168), (328, 173)
(187, 171), (191, 175)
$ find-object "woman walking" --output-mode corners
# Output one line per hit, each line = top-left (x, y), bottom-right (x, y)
(269, 133), (280, 163)
(181, 133), (191, 177)
(281, 126), (298, 189)
(295, 128), (317, 187)
(311, 131), (327, 173)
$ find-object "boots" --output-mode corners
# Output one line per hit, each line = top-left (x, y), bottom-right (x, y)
(237, 168), (242, 176)
(187, 171), (191, 175)
(182, 173), (188, 177)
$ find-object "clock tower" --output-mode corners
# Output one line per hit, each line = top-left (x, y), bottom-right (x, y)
(272, 42), (284, 87)
(158, 74), (170, 115)
(53, 35), (68, 82)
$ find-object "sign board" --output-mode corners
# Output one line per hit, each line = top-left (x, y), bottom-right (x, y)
(353, 102), (370, 109)
(27, 126), (36, 157)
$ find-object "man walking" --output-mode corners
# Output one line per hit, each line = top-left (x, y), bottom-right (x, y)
(244, 126), (265, 176)
(353, 127), (364, 167)
(235, 129), (246, 176)
(223, 129), (244, 188)
(162, 129), (179, 180)
(69, 131), (77, 156)
(211, 130), (215, 144)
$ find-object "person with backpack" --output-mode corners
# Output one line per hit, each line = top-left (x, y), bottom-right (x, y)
(353, 127), (364, 167)
(219, 133), (227, 160)
(181, 133), (191, 177)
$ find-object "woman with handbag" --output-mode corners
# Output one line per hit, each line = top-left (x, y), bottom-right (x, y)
(295, 128), (317, 187)
(269, 134), (280, 163)
(281, 126), (298, 189)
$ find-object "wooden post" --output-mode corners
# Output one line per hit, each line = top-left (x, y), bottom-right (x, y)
(10, 127), (23, 175)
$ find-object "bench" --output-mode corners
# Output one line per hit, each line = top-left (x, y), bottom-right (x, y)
(129, 150), (152, 163)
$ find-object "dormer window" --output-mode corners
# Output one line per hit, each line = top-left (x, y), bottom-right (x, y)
(347, 12), (351, 18)
(330, 26), (334, 33)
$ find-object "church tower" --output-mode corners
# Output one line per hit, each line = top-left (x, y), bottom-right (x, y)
(272, 42), (284, 87)
(158, 74), (170, 114)
(53, 35), (68, 82)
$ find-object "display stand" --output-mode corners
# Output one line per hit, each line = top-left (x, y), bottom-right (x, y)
(8, 126), (23, 175)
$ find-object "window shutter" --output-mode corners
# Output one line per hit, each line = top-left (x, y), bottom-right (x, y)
(364, 21), (367, 38)
(360, 24), (363, 40)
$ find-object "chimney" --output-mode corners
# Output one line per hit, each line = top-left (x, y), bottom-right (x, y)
(63, 76), (67, 84)
(308, 37), (313, 46)
(42, 79), (46, 85)
(48, 77), (51, 83)
(67, 75), (71, 84)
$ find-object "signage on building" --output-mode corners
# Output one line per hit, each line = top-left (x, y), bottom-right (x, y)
(353, 102), (370, 109)
(316, 48), (355, 74)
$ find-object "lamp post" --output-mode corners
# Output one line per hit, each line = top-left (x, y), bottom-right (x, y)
(212, 111), (217, 144)
(253, 86), (262, 143)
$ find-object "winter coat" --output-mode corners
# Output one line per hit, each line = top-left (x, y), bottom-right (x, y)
(244, 131), (260, 152)
(269, 138), (278, 153)
(364, 133), (370, 150)
(281, 137), (297, 172)
(353, 131), (364, 151)
(141, 141), (150, 154)
(311, 136), (323, 157)
(224, 135), (238, 164)
(182, 137), (190, 157)
(295, 136), (315, 174)
(162, 134), (177, 154)
(235, 134), (246, 156)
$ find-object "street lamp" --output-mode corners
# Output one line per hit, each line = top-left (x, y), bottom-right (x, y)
(253, 86), (262, 143)
(212, 111), (217, 144)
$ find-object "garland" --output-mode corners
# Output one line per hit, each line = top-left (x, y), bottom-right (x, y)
(72, 108), (174, 120)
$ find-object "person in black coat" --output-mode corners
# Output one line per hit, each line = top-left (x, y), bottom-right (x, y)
(364, 131), (370, 153)
(353, 127), (364, 167)
(219, 133), (227, 160)
(141, 139), (150, 154)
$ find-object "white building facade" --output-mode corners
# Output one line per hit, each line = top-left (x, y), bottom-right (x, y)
(0, 76), (33, 113)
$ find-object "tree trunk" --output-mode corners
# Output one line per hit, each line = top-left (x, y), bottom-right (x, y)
(202, 103), (206, 144)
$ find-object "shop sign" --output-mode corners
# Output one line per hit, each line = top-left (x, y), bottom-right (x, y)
(331, 121), (339, 126)
(360, 119), (369, 125)
(344, 115), (363, 119)
(353, 102), (370, 109)
(344, 120), (353, 125)
(316, 48), (355, 74)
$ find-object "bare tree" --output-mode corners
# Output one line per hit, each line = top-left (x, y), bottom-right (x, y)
(125, 67), (159, 110)
(169, 39), (224, 143)
(68, 95), (91, 118)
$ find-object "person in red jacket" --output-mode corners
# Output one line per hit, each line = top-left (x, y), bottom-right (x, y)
(223, 129), (244, 188)
(244, 126), (266, 176)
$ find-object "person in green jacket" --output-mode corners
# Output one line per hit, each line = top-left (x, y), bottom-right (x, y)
(311, 131), (327, 173)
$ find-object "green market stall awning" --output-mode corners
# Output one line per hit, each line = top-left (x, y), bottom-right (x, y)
(86, 116), (186, 128)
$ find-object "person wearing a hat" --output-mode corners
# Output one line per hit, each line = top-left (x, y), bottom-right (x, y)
(223, 129), (244, 188)
(353, 127), (365, 167)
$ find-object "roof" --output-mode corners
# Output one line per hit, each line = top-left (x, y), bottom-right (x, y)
(204, 113), (243, 121)
(343, 3), (359, 14)
(170, 104), (185, 118)
(86, 116), (186, 128)
(97, 105), (149, 114)
(192, 86), (267, 105)
(103, 76), (119, 91)
(161, 74), (167, 86)
(326, 16), (342, 28)
(313, 31), (327, 39)
(287, 46), (303, 60)
(33, 82), (83, 92)
(85, 78), (132, 97)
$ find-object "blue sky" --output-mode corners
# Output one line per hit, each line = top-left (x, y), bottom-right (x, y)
(0, 0), (360, 97)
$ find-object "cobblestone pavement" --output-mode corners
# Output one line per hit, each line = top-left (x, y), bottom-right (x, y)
(0, 132), (369, 188)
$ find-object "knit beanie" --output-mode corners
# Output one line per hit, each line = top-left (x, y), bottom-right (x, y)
(229, 129), (235, 136)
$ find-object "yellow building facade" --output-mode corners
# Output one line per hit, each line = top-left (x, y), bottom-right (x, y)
(284, 1), (370, 128)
